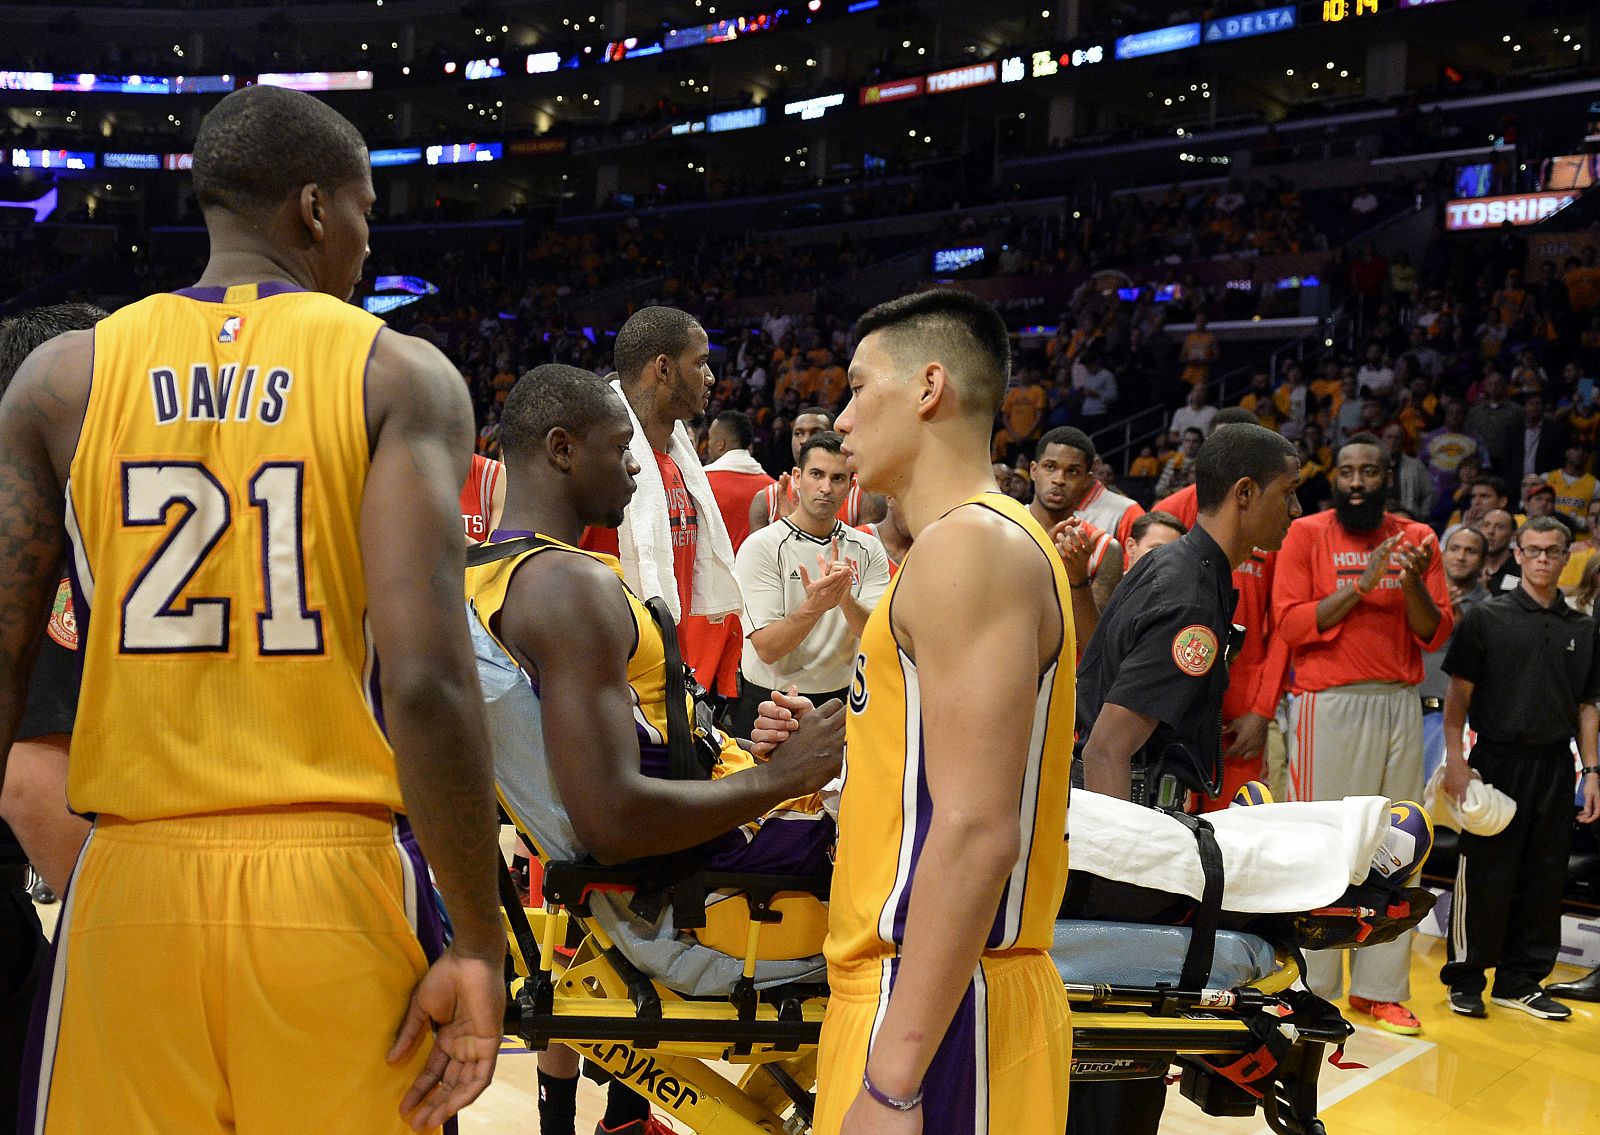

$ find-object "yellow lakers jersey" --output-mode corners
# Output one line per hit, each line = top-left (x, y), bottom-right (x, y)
(466, 533), (751, 780)
(826, 493), (1075, 971)
(66, 282), (399, 820)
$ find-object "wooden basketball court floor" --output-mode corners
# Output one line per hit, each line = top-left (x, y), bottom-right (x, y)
(35, 903), (1600, 1132)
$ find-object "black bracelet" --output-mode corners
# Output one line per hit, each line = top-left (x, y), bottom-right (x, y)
(862, 1069), (922, 1112)
(1582, 767), (1600, 777)
(1070, 580), (1093, 590)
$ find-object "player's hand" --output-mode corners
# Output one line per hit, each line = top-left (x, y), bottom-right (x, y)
(1581, 775), (1600, 824)
(389, 948), (505, 1131)
(1442, 757), (1480, 805)
(1049, 518), (1093, 586)
(1224, 712), (1270, 759)
(1357, 534), (1402, 594)
(1393, 538), (1433, 590)
(839, 1088), (923, 1135)
(750, 686), (812, 756)
(772, 472), (799, 521)
(770, 697), (845, 794)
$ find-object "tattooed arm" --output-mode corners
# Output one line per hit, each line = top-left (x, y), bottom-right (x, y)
(0, 330), (92, 785)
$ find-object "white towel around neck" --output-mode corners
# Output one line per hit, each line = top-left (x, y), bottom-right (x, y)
(609, 378), (743, 623)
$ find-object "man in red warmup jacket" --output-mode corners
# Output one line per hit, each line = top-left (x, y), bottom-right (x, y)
(1271, 431), (1451, 1036)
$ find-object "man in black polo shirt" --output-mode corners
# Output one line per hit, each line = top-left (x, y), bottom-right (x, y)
(1440, 515), (1600, 1020)
(1070, 424), (1300, 1135)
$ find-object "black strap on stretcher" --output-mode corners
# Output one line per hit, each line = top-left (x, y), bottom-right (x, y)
(469, 534), (716, 922)
(1169, 812), (1224, 990)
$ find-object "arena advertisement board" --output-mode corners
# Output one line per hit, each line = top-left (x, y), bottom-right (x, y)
(1202, 6), (1296, 43)
(1444, 192), (1577, 231)
(859, 77), (924, 105)
(1114, 22), (1201, 60)
(925, 62), (997, 95)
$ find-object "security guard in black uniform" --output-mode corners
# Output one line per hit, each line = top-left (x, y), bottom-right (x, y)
(1070, 423), (1301, 1135)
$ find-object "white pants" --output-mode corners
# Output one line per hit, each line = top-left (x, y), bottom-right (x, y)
(1286, 681), (1423, 1003)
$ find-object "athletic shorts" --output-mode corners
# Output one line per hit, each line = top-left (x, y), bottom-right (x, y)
(813, 951), (1071, 1135)
(19, 807), (450, 1135)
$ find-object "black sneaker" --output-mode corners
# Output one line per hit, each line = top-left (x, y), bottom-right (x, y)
(1448, 988), (1486, 1018)
(1490, 990), (1572, 1020)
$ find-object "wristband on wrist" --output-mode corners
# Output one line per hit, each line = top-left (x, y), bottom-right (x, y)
(1070, 579), (1092, 590)
(1582, 767), (1600, 776)
(862, 1069), (922, 1112)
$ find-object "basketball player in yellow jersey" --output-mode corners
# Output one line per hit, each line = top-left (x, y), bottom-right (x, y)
(0, 84), (503, 1133)
(760, 290), (1075, 1134)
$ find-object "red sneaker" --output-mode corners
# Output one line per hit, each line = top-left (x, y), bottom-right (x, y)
(595, 1117), (676, 1135)
(1348, 995), (1422, 1035)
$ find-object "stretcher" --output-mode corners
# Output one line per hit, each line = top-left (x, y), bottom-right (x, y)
(497, 845), (1364, 1135)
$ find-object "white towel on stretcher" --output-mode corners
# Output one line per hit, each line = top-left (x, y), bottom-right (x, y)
(1067, 790), (1393, 914)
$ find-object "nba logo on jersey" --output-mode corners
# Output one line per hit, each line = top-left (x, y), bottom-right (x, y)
(218, 315), (244, 343)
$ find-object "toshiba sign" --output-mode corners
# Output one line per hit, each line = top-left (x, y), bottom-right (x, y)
(1445, 192), (1576, 231)
(926, 61), (997, 94)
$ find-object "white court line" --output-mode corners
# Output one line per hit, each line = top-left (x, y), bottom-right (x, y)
(1243, 1025), (1435, 1135)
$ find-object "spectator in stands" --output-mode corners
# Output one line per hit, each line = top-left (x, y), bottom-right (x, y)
(1480, 509), (1520, 594)
(1273, 362), (1312, 441)
(1358, 343), (1397, 398)
(1389, 252), (1419, 318)
(1169, 383), (1217, 437)
(1349, 242), (1388, 321)
(1465, 371), (1521, 475)
(1237, 370), (1277, 430)
(1333, 369), (1367, 450)
(1273, 431), (1449, 1035)
(1423, 399), (1482, 507)
(1509, 351), (1548, 400)
(1565, 248), (1600, 323)
(1547, 443), (1598, 527)
(1124, 511), (1186, 569)
(1155, 428), (1204, 499)
(1071, 345), (1119, 431)
(996, 364), (1049, 463)
(1382, 423), (1434, 521)
(1454, 474), (1510, 533)
(1403, 325), (1443, 381)
(1419, 526), (1488, 784)
(1509, 394), (1567, 483)
(1179, 313), (1219, 389)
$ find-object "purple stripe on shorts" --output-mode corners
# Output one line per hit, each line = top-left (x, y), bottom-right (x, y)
(919, 973), (982, 1134)
(393, 818), (458, 1135)
(16, 828), (94, 1135)
(393, 816), (447, 963)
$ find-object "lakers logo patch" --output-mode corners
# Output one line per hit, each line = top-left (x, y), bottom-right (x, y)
(46, 577), (78, 650)
(1171, 625), (1218, 677)
(848, 652), (870, 714)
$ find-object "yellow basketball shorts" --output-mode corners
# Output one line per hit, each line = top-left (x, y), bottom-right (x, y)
(813, 950), (1071, 1134)
(19, 807), (449, 1134)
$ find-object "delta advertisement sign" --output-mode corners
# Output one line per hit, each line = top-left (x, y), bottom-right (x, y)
(1444, 192), (1577, 231)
